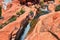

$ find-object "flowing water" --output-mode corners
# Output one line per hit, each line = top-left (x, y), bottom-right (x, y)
(20, 10), (49, 40)
(20, 23), (30, 40)
(15, 6), (50, 40)
(20, 13), (41, 40)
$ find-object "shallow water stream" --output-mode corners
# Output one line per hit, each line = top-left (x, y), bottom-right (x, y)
(20, 23), (30, 40)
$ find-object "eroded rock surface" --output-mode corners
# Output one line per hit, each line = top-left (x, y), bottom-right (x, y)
(0, 0), (60, 40)
(25, 12), (60, 40)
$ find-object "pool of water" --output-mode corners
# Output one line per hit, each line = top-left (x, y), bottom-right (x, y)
(20, 23), (30, 40)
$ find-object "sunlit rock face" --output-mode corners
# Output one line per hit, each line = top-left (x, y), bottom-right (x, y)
(6, 0), (20, 10)
(55, 0), (60, 4)
(0, 0), (3, 6)
(0, 4), (37, 40)
(48, 3), (55, 12)
(25, 12), (60, 40)
(6, 3), (12, 10)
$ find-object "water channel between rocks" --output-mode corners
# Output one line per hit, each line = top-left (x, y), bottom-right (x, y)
(19, 8), (49, 40)
(20, 13), (41, 40)
(20, 23), (30, 40)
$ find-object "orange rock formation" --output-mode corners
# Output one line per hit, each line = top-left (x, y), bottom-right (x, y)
(0, 0), (37, 39)
(0, 0), (60, 40)
(25, 11), (60, 40)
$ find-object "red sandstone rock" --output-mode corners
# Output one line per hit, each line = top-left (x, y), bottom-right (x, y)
(1, 0), (60, 40)
(25, 12), (60, 40)
(6, 3), (12, 10)
(0, 3), (37, 40)
(0, 12), (29, 40)
(0, 0), (3, 6)
(55, 0), (60, 4)
(48, 3), (56, 12)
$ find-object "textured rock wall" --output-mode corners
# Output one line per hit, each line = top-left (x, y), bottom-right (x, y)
(25, 11), (60, 40)
(0, 0), (3, 5)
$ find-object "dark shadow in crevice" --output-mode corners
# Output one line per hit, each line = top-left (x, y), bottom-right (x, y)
(48, 30), (60, 40)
